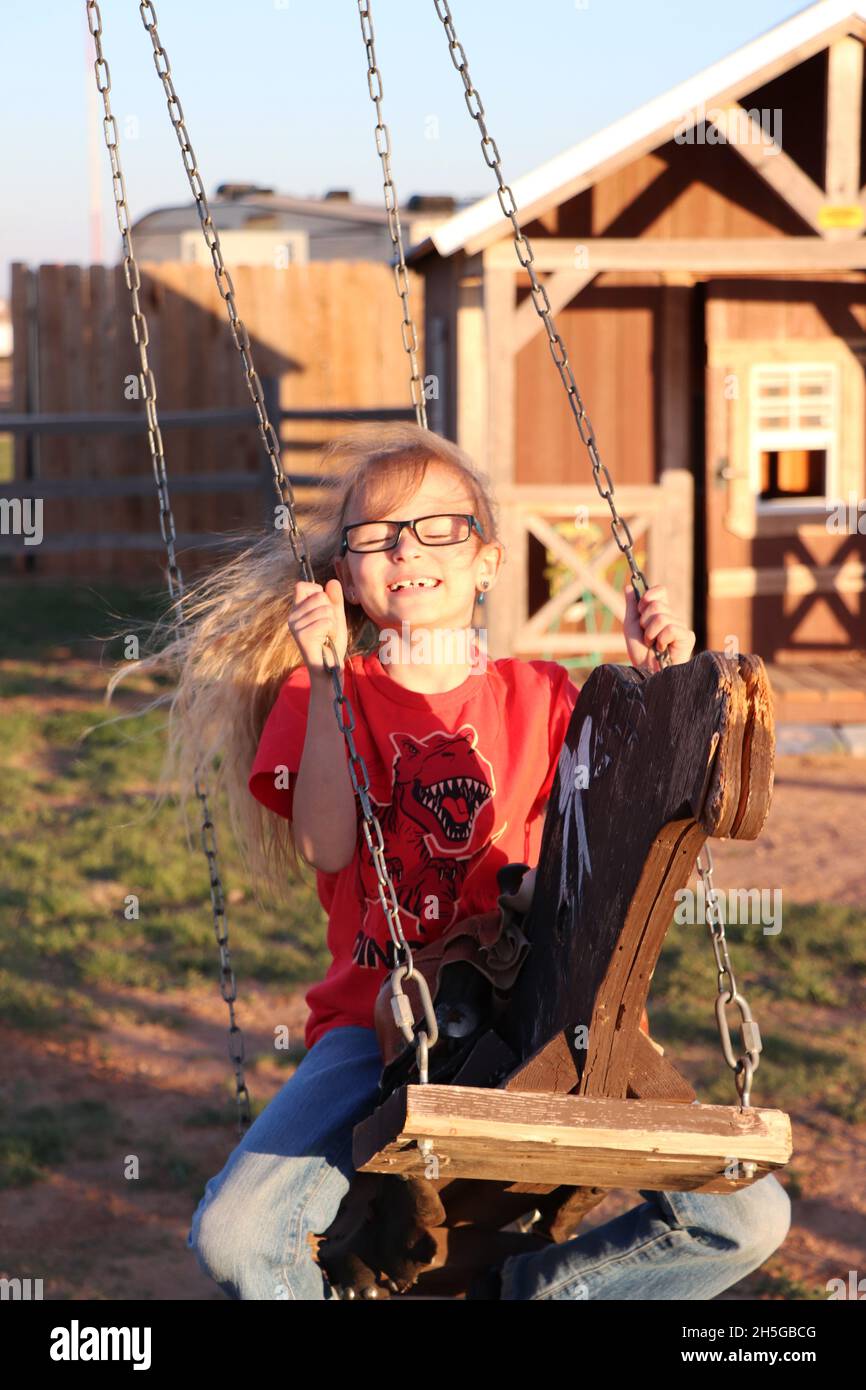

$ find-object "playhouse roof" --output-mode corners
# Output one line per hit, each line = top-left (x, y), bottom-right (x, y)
(409, 0), (866, 261)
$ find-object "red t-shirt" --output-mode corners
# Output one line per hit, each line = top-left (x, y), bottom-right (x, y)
(249, 649), (580, 1050)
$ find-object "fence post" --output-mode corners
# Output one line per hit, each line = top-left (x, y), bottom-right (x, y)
(652, 469), (694, 630)
(261, 375), (281, 532)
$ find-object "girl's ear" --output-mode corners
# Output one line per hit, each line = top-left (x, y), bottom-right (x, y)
(333, 560), (356, 605)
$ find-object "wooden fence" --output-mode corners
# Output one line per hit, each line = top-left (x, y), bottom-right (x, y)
(5, 260), (424, 580)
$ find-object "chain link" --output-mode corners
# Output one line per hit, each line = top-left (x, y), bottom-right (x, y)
(431, 0), (765, 1105)
(696, 842), (762, 1107)
(357, 1), (427, 428)
(86, 0), (251, 1135)
(134, 3), (427, 1072)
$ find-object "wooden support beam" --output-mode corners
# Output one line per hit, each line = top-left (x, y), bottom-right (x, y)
(482, 267), (520, 661)
(500, 1027), (697, 1105)
(353, 1085), (792, 1192)
(656, 292), (695, 626)
(659, 288), (693, 477)
(482, 268), (516, 492)
(455, 253), (486, 467)
(627, 1029), (698, 1103)
(484, 237), (866, 272)
(512, 270), (596, 353)
(709, 104), (826, 234)
(654, 469), (694, 630)
(709, 559), (866, 598)
(826, 37), (864, 225)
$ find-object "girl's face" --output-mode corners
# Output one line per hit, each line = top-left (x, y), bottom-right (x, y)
(335, 461), (502, 634)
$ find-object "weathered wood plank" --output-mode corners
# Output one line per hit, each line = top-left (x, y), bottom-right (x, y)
(826, 38), (864, 215)
(484, 238), (866, 271)
(353, 1085), (792, 1192)
(512, 269), (596, 351)
(710, 104), (825, 232)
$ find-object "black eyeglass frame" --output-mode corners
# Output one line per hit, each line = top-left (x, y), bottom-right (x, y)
(339, 512), (485, 556)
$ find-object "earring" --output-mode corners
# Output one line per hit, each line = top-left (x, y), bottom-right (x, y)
(477, 580), (489, 605)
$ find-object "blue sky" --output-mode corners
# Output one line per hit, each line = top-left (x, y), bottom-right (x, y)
(1, 0), (818, 294)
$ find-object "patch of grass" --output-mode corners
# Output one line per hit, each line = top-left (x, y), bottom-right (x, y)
(0, 664), (96, 699)
(133, 1137), (208, 1196)
(0, 1098), (118, 1188)
(776, 1167), (804, 1201)
(652, 904), (866, 1115)
(0, 969), (100, 1033)
(744, 1267), (829, 1300)
(183, 1104), (238, 1129)
(0, 650), (328, 1030)
(0, 579), (167, 661)
(250, 1041), (308, 1069)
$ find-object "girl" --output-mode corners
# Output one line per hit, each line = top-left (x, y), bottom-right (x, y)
(163, 423), (790, 1300)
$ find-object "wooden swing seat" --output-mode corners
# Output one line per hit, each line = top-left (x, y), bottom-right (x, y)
(353, 1085), (792, 1193)
(316, 650), (793, 1299)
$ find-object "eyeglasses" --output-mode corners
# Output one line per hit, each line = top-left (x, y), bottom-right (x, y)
(339, 513), (485, 555)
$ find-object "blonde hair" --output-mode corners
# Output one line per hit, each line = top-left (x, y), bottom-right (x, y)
(106, 423), (501, 902)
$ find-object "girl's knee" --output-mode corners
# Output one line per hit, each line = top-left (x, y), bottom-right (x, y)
(720, 1172), (792, 1263)
(664, 1170), (792, 1271)
(188, 1154), (343, 1299)
(753, 1172), (792, 1254)
(189, 1188), (238, 1288)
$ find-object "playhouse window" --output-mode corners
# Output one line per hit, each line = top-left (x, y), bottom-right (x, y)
(750, 364), (838, 507)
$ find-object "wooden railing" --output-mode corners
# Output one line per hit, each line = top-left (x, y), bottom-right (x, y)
(0, 395), (415, 558)
(485, 474), (693, 668)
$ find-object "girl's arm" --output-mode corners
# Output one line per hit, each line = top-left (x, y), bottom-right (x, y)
(292, 668), (358, 873)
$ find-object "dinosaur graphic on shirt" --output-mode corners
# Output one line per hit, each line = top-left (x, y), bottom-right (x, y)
(352, 726), (503, 968)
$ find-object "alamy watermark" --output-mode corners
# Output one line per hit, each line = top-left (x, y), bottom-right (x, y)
(674, 103), (782, 150)
(1, 1275), (43, 1299)
(376, 621), (488, 674)
(49, 1321), (151, 1370)
(826, 1269), (866, 1299)
(674, 883), (782, 935)
(0, 497), (42, 546)
(826, 492), (866, 534)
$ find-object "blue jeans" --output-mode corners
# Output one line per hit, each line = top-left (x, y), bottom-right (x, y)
(188, 1024), (791, 1301)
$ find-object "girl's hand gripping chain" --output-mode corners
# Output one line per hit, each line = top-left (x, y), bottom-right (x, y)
(622, 582), (696, 672)
(288, 579), (350, 677)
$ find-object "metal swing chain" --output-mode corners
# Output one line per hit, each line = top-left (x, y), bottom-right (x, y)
(357, 0), (428, 430)
(697, 842), (762, 1107)
(431, 0), (760, 1107)
(135, 1), (437, 1077)
(86, 0), (251, 1136)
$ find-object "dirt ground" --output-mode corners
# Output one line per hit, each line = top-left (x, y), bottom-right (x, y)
(2, 752), (865, 1302)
